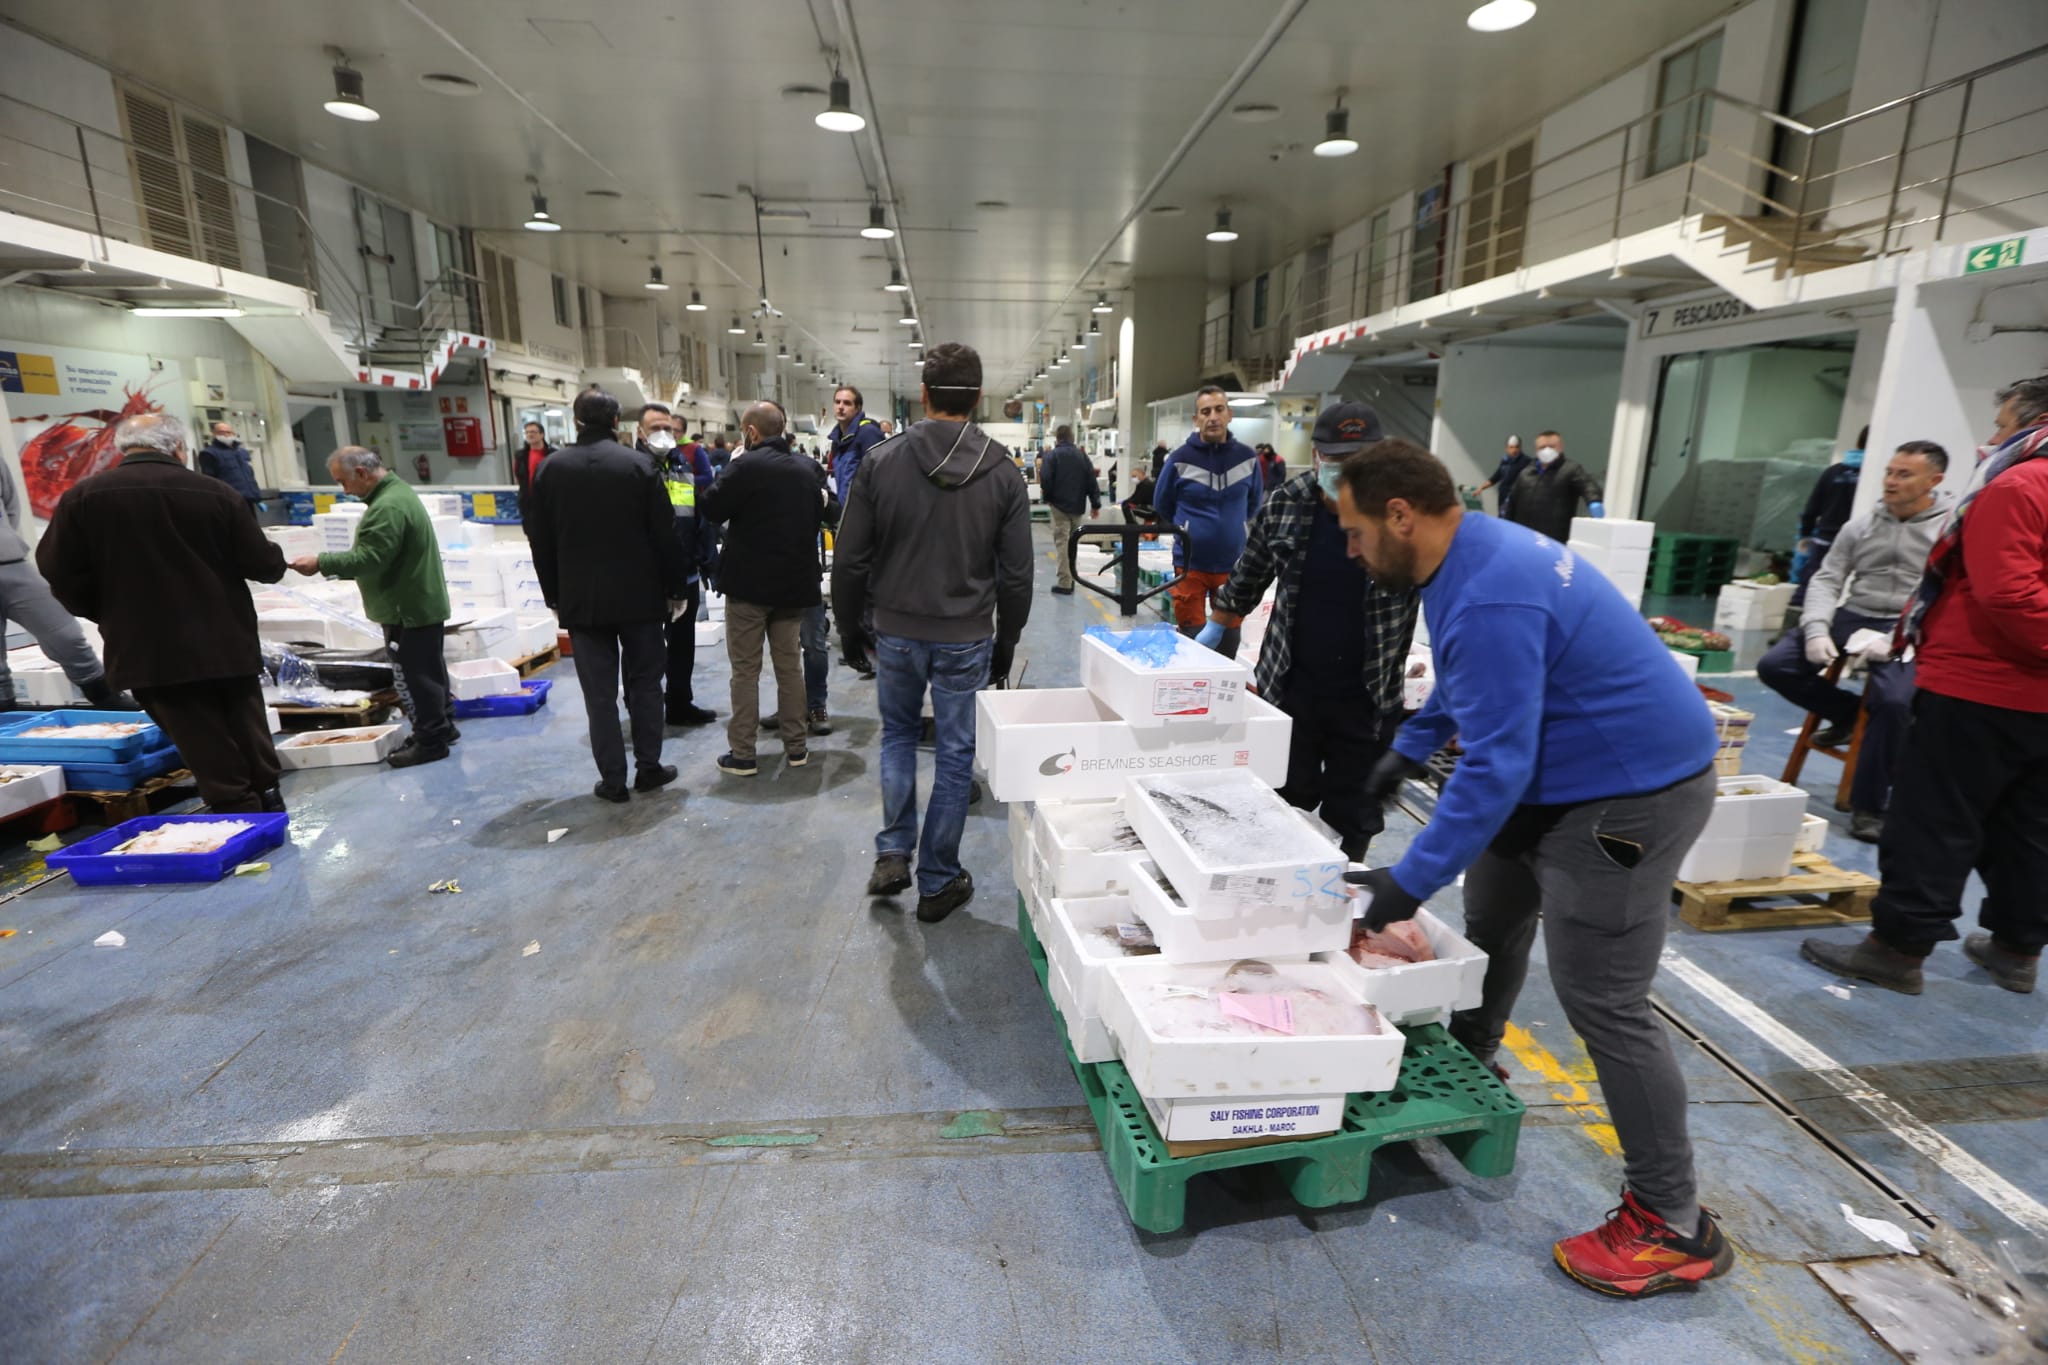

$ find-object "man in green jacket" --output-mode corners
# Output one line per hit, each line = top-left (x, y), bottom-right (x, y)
(289, 446), (456, 768)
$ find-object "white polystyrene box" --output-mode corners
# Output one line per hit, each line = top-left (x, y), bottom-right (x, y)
(1701, 774), (1808, 840)
(1142, 1092), (1344, 1143)
(1048, 954), (1118, 1064)
(1677, 835), (1797, 883)
(1795, 812), (1828, 855)
(276, 724), (404, 769)
(1007, 799), (1035, 893)
(447, 657), (521, 700)
(431, 516), (465, 550)
(1125, 854), (1344, 963)
(1569, 516), (1655, 552)
(1102, 957), (1405, 1099)
(1079, 630), (1250, 727)
(441, 548), (481, 574)
(266, 706), (282, 735)
(694, 620), (724, 647)
(1046, 892), (1145, 1039)
(1714, 581), (1796, 632)
(0, 765), (64, 819)
(976, 688), (1289, 804)
(1669, 649), (1700, 680)
(1030, 799), (1143, 898)
(1123, 769), (1348, 919)
(458, 520), (499, 546)
(1315, 907), (1488, 1028)
(17, 667), (86, 708)
(443, 573), (501, 601)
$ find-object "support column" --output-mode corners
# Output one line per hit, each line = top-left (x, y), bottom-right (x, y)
(1604, 322), (1657, 519)
(1125, 276), (1209, 452)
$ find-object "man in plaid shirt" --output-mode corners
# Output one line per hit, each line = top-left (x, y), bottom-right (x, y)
(1196, 403), (1420, 860)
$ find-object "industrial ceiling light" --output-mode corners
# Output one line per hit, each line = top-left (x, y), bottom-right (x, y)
(1466, 0), (1536, 31)
(685, 288), (706, 312)
(524, 188), (561, 232)
(323, 57), (380, 122)
(644, 264), (669, 292)
(728, 316), (746, 334)
(882, 266), (908, 292)
(751, 330), (766, 347)
(816, 73), (866, 132)
(776, 340), (791, 358)
(860, 202), (894, 240)
(1087, 317), (1102, 338)
(1314, 95), (1358, 158)
(897, 305), (917, 325)
(1206, 208), (1238, 243)
(1075, 332), (1089, 350)
(908, 334), (922, 349)
(1092, 293), (1112, 313)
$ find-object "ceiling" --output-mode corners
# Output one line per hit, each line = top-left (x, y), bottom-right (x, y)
(0, 0), (1738, 398)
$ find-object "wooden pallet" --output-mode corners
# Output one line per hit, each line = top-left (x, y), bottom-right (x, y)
(512, 646), (561, 679)
(1674, 852), (1879, 932)
(64, 769), (199, 825)
(274, 690), (399, 731)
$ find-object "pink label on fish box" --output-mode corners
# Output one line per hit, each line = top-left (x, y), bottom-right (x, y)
(1219, 992), (1295, 1035)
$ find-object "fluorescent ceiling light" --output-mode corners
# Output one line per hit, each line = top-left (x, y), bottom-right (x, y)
(816, 74), (866, 132)
(883, 266), (908, 292)
(1314, 101), (1358, 158)
(644, 265), (669, 291)
(757, 205), (811, 222)
(323, 61), (379, 121)
(524, 191), (561, 232)
(1466, 0), (1536, 31)
(685, 289), (706, 311)
(130, 305), (243, 317)
(860, 203), (894, 240)
(1206, 209), (1238, 243)
(1228, 396), (1267, 408)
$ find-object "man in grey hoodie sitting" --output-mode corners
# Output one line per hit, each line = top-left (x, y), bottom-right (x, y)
(1758, 440), (1950, 842)
(832, 342), (1034, 923)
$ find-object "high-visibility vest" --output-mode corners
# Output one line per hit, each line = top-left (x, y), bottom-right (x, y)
(663, 465), (696, 514)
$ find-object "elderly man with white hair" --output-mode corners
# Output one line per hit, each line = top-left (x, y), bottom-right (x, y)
(37, 412), (289, 813)
(288, 446), (455, 768)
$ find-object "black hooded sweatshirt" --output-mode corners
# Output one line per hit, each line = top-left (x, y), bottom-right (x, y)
(832, 418), (1033, 645)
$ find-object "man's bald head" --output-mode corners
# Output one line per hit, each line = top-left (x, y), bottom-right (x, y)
(742, 401), (785, 446)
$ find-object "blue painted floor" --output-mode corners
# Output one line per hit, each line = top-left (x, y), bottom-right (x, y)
(0, 529), (2033, 1360)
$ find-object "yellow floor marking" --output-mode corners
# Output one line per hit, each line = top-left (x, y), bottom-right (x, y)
(1502, 1022), (1624, 1157)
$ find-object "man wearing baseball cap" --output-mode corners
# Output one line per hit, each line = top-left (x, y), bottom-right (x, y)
(1196, 402), (1419, 861)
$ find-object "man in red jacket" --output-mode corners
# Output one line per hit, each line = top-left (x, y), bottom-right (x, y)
(1802, 376), (2048, 996)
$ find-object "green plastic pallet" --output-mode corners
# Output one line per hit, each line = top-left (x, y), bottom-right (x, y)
(1018, 896), (1525, 1234)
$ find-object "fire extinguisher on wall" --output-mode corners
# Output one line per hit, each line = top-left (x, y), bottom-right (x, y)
(414, 454), (433, 483)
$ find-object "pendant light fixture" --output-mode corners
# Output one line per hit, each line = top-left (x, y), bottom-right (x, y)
(323, 55), (380, 122)
(1087, 317), (1102, 340)
(908, 333), (922, 350)
(1466, 0), (1537, 32)
(860, 202), (895, 240)
(897, 304), (917, 325)
(776, 339), (791, 358)
(816, 72), (866, 132)
(685, 288), (707, 312)
(728, 316), (746, 335)
(1206, 208), (1238, 243)
(1314, 94), (1358, 158)
(882, 266), (908, 292)
(751, 330), (766, 347)
(644, 264), (669, 291)
(523, 185), (561, 232)
(1075, 331), (1089, 350)
(1092, 293), (1113, 313)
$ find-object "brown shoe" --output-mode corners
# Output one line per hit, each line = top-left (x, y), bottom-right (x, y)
(1963, 933), (2038, 994)
(1800, 934), (1925, 995)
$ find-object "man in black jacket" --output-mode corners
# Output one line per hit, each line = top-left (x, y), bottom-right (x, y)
(1504, 430), (1604, 542)
(526, 390), (685, 803)
(834, 342), (1033, 923)
(699, 401), (831, 776)
(197, 420), (263, 513)
(1039, 425), (1101, 596)
(38, 413), (287, 813)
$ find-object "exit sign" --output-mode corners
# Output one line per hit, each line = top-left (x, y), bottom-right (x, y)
(1964, 237), (2025, 274)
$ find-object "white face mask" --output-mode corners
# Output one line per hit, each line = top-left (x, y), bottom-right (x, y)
(646, 430), (677, 453)
(1536, 446), (1560, 465)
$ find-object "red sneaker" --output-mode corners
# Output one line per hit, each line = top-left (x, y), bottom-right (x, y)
(1553, 1190), (1734, 1297)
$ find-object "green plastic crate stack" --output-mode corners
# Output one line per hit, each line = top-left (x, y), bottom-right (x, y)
(1648, 532), (1740, 597)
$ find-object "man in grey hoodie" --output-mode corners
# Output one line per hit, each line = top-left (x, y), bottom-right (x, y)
(833, 342), (1034, 923)
(0, 458), (129, 710)
(1758, 441), (1950, 842)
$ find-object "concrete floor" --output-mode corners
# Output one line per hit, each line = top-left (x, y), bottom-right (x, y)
(0, 528), (2040, 1361)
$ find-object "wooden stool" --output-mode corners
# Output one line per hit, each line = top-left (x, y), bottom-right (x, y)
(1780, 655), (1867, 812)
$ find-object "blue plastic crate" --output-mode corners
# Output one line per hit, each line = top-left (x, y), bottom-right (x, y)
(0, 710), (164, 764)
(451, 677), (551, 718)
(62, 745), (184, 792)
(46, 813), (289, 885)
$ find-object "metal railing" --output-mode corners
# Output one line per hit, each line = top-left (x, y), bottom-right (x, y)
(1253, 41), (2048, 379)
(0, 88), (489, 376)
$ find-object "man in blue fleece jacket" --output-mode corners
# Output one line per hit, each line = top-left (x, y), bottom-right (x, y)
(1153, 385), (1262, 652)
(1335, 439), (1730, 1299)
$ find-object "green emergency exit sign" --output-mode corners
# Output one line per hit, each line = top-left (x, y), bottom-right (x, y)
(1965, 238), (2025, 273)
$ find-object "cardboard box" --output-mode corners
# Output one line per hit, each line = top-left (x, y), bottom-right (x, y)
(1079, 629), (1250, 728)
(1123, 769), (1347, 919)
(975, 687), (1290, 803)
(1141, 1091), (1344, 1146)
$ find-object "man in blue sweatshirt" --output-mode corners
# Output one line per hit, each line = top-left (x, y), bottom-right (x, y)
(1153, 386), (1261, 653)
(829, 385), (886, 506)
(1335, 439), (1730, 1299)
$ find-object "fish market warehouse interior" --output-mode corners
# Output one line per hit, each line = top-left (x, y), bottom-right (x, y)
(2, 0), (2047, 1356)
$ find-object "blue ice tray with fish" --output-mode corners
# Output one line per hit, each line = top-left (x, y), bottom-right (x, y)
(46, 813), (289, 886)
(451, 677), (551, 719)
(0, 710), (164, 764)
(61, 744), (184, 792)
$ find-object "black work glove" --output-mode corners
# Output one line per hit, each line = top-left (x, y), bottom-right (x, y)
(1365, 749), (1428, 806)
(1344, 865), (1422, 931)
(987, 639), (1016, 689)
(839, 633), (871, 674)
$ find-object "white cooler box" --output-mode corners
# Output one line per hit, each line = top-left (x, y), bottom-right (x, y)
(444, 609), (520, 663)
(1677, 775), (1810, 882)
(1124, 769), (1348, 919)
(0, 764), (64, 820)
(1079, 629), (1249, 727)
(1030, 799), (1144, 897)
(1125, 854), (1348, 963)
(15, 665), (86, 708)
(447, 658), (521, 700)
(1568, 516), (1655, 553)
(1046, 893), (1144, 1064)
(1102, 956), (1405, 1099)
(1008, 799), (1035, 891)
(1714, 580), (1797, 633)
(975, 687), (1290, 803)
(276, 724), (405, 769)
(1316, 907), (1488, 1027)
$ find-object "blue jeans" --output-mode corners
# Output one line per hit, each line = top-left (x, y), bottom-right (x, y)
(875, 632), (991, 895)
(802, 603), (830, 713)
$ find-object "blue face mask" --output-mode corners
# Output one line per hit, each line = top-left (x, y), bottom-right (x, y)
(1317, 459), (1343, 501)
(1842, 447), (1864, 469)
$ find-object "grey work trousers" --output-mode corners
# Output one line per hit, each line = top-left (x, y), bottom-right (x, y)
(0, 557), (104, 699)
(725, 599), (806, 760)
(567, 622), (666, 786)
(1448, 764), (1716, 1231)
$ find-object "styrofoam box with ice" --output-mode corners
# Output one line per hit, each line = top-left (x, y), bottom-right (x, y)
(1047, 893), (1151, 1064)
(1030, 798), (1143, 898)
(1079, 627), (1250, 728)
(1102, 956), (1404, 1098)
(974, 687), (1290, 803)
(1124, 769), (1347, 919)
(1315, 906), (1488, 1028)
(1124, 853), (1346, 963)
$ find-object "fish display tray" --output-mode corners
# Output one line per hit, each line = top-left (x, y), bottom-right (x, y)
(1019, 896), (1524, 1234)
(0, 764), (64, 820)
(61, 745), (184, 792)
(451, 678), (552, 719)
(1313, 908), (1490, 1028)
(275, 725), (404, 770)
(0, 710), (164, 764)
(1123, 769), (1348, 919)
(47, 813), (289, 885)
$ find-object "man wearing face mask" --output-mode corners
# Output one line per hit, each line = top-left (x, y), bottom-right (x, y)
(1195, 403), (1419, 862)
(637, 403), (718, 728)
(1504, 430), (1603, 543)
(198, 421), (264, 514)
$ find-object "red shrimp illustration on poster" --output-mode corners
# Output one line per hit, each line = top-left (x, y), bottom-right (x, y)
(1, 344), (187, 521)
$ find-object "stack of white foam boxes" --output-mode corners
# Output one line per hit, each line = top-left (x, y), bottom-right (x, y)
(438, 519), (554, 663)
(1713, 580), (1797, 635)
(981, 629), (1485, 1150)
(1677, 775), (1811, 882)
(1568, 515), (1654, 609)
